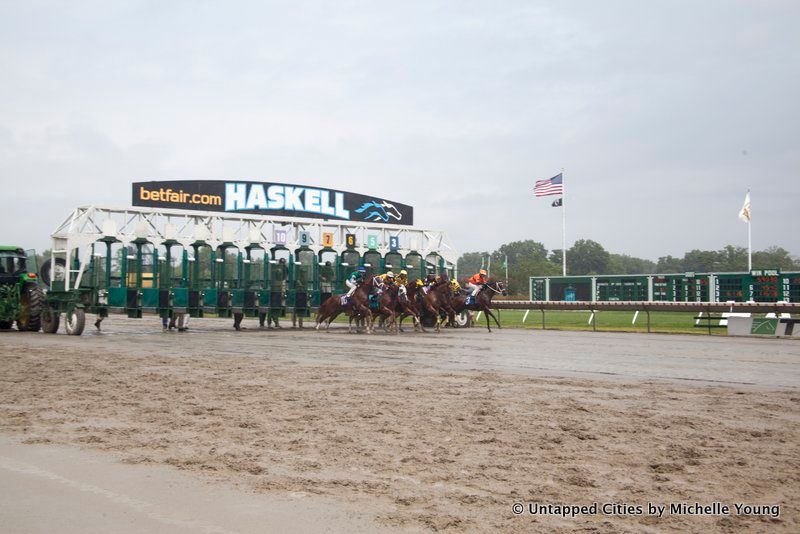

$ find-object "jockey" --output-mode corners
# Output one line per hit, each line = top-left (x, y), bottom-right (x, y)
(450, 279), (461, 293)
(396, 270), (409, 299)
(375, 271), (395, 293)
(467, 269), (489, 297)
(421, 273), (437, 294)
(345, 266), (366, 297)
(414, 279), (425, 302)
(395, 269), (408, 287)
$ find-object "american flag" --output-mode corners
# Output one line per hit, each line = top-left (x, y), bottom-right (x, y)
(534, 173), (563, 197)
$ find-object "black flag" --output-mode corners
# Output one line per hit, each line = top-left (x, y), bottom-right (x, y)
(551, 198), (562, 207)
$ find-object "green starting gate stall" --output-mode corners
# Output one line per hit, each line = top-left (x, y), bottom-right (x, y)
(318, 248), (337, 305)
(530, 269), (800, 303)
(42, 204), (457, 335)
(403, 252), (424, 282)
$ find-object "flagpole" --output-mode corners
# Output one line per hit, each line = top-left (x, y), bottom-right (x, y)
(747, 189), (752, 271)
(505, 253), (508, 285)
(561, 169), (567, 276)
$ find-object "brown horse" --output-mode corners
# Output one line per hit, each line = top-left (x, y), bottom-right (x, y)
(396, 282), (425, 332)
(315, 275), (376, 333)
(421, 281), (454, 332)
(370, 283), (400, 333)
(452, 278), (506, 332)
(374, 282), (424, 333)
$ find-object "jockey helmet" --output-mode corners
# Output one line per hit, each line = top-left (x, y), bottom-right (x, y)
(479, 269), (488, 276)
(357, 266), (366, 273)
(386, 271), (395, 278)
(399, 269), (407, 276)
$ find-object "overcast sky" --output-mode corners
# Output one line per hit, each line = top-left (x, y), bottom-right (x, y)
(1, 0), (798, 261)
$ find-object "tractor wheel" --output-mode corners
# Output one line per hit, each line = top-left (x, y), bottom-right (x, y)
(41, 307), (60, 334)
(39, 257), (67, 286)
(17, 284), (44, 331)
(0, 321), (12, 330)
(454, 310), (471, 328)
(65, 308), (86, 336)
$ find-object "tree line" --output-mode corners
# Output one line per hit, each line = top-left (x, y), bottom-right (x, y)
(457, 239), (799, 296)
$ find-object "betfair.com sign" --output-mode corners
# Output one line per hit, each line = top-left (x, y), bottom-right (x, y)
(132, 180), (413, 226)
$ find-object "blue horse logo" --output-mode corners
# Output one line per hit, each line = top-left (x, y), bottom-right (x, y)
(354, 200), (402, 222)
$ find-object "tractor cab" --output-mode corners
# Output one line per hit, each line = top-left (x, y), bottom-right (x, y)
(0, 246), (44, 331)
(0, 248), (25, 281)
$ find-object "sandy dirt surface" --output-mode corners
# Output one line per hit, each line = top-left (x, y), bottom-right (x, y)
(0, 435), (393, 534)
(1, 318), (799, 532)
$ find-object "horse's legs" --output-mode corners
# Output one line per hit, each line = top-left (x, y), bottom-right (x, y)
(413, 310), (426, 332)
(315, 309), (328, 330)
(365, 310), (374, 334)
(485, 308), (501, 329)
(325, 312), (337, 331)
(382, 311), (391, 333)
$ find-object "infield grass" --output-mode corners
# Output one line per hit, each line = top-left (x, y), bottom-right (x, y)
(480, 309), (729, 335)
(328, 309), (737, 335)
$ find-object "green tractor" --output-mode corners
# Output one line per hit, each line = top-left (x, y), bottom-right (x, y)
(0, 246), (45, 331)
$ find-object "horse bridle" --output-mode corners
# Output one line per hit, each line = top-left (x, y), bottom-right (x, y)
(483, 283), (502, 294)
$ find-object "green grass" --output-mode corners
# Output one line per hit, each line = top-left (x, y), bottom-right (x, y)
(324, 309), (740, 335)
(479, 309), (733, 335)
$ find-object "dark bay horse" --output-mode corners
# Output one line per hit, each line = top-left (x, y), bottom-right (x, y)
(315, 275), (376, 333)
(452, 278), (506, 332)
(374, 282), (425, 333)
(371, 284), (400, 333)
(396, 282), (424, 332)
(421, 282), (455, 332)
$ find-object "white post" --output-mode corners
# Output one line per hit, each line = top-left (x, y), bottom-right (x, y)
(562, 170), (567, 276)
(741, 188), (752, 271)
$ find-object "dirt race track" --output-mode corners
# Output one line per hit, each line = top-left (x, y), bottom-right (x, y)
(1, 318), (799, 533)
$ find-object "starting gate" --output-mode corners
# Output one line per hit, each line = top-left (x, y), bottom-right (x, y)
(43, 204), (458, 332)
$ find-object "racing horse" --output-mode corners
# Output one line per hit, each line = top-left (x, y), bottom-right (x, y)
(396, 281), (425, 332)
(452, 277), (506, 332)
(421, 281), (455, 333)
(315, 275), (377, 333)
(376, 281), (425, 333)
(370, 283), (401, 333)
